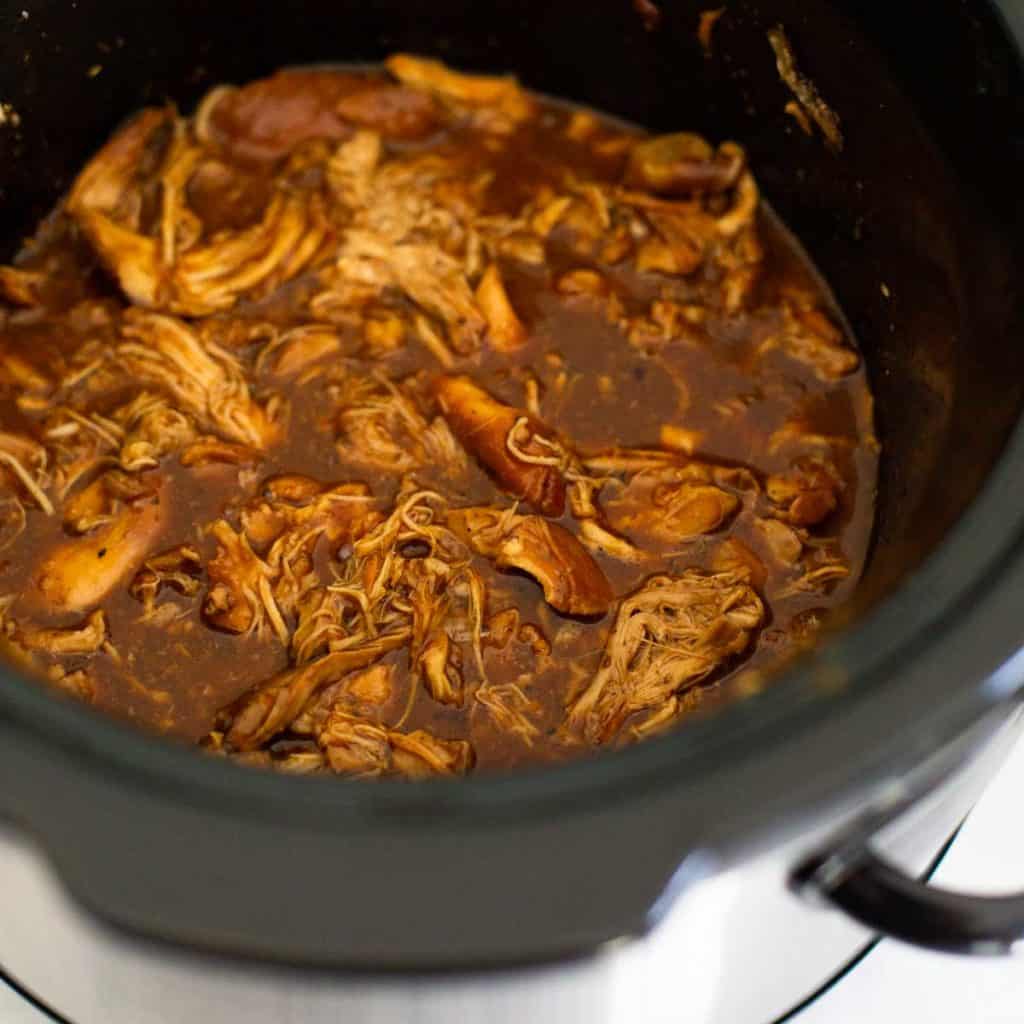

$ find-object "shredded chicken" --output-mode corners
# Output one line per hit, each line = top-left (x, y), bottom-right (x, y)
(224, 635), (409, 750)
(569, 572), (764, 743)
(118, 311), (282, 449)
(474, 681), (541, 746)
(0, 58), (875, 777)
(319, 706), (473, 778)
(760, 300), (859, 380)
(69, 108), (332, 315)
(334, 374), (467, 478)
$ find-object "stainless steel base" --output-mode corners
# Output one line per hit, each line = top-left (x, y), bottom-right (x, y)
(2, 709), (1020, 1024)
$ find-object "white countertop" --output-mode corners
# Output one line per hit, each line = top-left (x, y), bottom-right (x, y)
(5, 735), (1024, 1024)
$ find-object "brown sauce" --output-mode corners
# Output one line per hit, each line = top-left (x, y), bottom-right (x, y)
(0, 58), (877, 777)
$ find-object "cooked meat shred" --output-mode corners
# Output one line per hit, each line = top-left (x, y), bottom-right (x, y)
(0, 58), (876, 773)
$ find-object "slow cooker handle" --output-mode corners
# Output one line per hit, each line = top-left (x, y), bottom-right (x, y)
(796, 847), (1024, 954)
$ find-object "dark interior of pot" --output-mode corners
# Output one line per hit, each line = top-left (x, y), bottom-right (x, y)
(1, 0), (1021, 634)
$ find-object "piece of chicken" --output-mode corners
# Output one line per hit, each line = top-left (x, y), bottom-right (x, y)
(336, 229), (485, 355)
(568, 571), (763, 743)
(319, 707), (473, 779)
(223, 633), (409, 750)
(68, 108), (331, 316)
(449, 506), (613, 617)
(199, 70), (440, 164)
(118, 311), (281, 449)
(475, 264), (527, 352)
(386, 54), (534, 124)
(130, 545), (204, 620)
(33, 482), (167, 613)
(0, 431), (54, 515)
(258, 326), (343, 378)
(766, 459), (840, 527)
(0, 266), (45, 307)
(334, 374), (467, 479)
(434, 375), (566, 516)
(66, 108), (172, 308)
(251, 478), (383, 618)
(62, 469), (157, 535)
(710, 538), (767, 589)
(11, 609), (108, 656)
(606, 463), (740, 546)
(624, 133), (746, 196)
(116, 394), (199, 471)
(474, 682), (542, 746)
(203, 520), (281, 639)
(760, 301), (859, 380)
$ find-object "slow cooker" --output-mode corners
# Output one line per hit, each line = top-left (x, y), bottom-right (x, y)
(1, 1), (1024, 1021)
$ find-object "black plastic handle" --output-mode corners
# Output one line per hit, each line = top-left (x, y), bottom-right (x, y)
(797, 848), (1024, 955)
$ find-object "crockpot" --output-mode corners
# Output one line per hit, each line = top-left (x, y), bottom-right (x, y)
(1, 1), (1024, 1021)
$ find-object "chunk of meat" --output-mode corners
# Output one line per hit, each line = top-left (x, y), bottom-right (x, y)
(417, 628), (461, 706)
(0, 266), (45, 307)
(624, 133), (746, 196)
(754, 517), (803, 565)
(761, 302), (859, 380)
(12, 610), (108, 656)
(241, 476), (381, 556)
(203, 520), (279, 638)
(34, 484), (167, 613)
(258, 326), (342, 378)
(434, 375), (566, 515)
(319, 708), (473, 778)
(204, 71), (355, 163)
(63, 469), (157, 534)
(711, 538), (767, 589)
(474, 682), (542, 746)
(204, 71), (439, 165)
(345, 664), (394, 705)
(607, 464), (740, 545)
(450, 506), (613, 616)
(766, 459), (840, 526)
(66, 108), (170, 308)
(118, 311), (281, 449)
(224, 633), (408, 750)
(116, 394), (198, 471)
(476, 264), (527, 352)
(317, 710), (393, 776)
(386, 54), (533, 123)
(390, 729), (473, 778)
(289, 663), (396, 737)
(568, 571), (763, 743)
(68, 107), (330, 315)
(171, 188), (329, 314)
(334, 374), (467, 478)
(179, 437), (261, 468)
(130, 545), (203, 618)
(334, 83), (440, 140)
(336, 229), (485, 354)
(0, 431), (54, 515)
